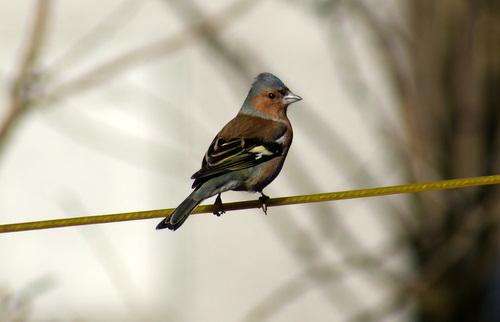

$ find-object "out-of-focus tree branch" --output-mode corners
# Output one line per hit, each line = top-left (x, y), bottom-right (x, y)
(39, 0), (258, 108)
(48, 0), (145, 74)
(0, 0), (257, 160)
(0, 0), (50, 155)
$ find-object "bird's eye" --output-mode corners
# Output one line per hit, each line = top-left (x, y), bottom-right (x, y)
(267, 93), (276, 99)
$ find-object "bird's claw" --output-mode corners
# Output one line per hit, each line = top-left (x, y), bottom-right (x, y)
(259, 193), (270, 215)
(213, 194), (225, 216)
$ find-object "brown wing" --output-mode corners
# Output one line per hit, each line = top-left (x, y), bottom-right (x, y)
(190, 113), (290, 189)
(190, 135), (285, 189)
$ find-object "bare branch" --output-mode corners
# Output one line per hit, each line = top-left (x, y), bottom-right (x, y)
(0, 0), (51, 154)
(39, 0), (260, 108)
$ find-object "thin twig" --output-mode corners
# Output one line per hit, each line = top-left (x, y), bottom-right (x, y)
(0, 0), (50, 155)
(49, 0), (146, 73)
(38, 0), (259, 108)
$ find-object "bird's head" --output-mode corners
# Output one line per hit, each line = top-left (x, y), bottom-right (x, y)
(242, 73), (302, 119)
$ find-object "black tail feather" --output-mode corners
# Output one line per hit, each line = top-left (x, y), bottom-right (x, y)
(156, 194), (203, 231)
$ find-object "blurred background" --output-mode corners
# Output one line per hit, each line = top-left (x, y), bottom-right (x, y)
(0, 0), (498, 321)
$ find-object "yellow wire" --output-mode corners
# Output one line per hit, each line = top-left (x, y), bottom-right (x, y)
(1, 175), (499, 234)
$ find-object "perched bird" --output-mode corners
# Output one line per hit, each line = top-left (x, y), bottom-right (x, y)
(156, 72), (302, 231)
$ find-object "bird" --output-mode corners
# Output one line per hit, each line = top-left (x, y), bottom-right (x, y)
(156, 72), (302, 231)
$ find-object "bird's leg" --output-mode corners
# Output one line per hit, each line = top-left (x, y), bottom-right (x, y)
(259, 192), (270, 215)
(213, 193), (225, 216)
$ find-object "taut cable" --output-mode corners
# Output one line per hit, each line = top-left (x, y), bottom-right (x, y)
(1, 175), (498, 234)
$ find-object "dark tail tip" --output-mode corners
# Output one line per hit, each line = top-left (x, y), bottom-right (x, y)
(156, 195), (202, 231)
(155, 219), (178, 231)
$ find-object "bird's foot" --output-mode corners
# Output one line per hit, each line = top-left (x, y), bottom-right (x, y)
(213, 194), (225, 216)
(259, 193), (270, 215)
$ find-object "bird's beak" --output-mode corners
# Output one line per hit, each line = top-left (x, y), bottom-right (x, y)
(283, 92), (302, 105)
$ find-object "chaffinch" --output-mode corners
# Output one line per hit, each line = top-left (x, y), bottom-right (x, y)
(156, 72), (302, 230)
